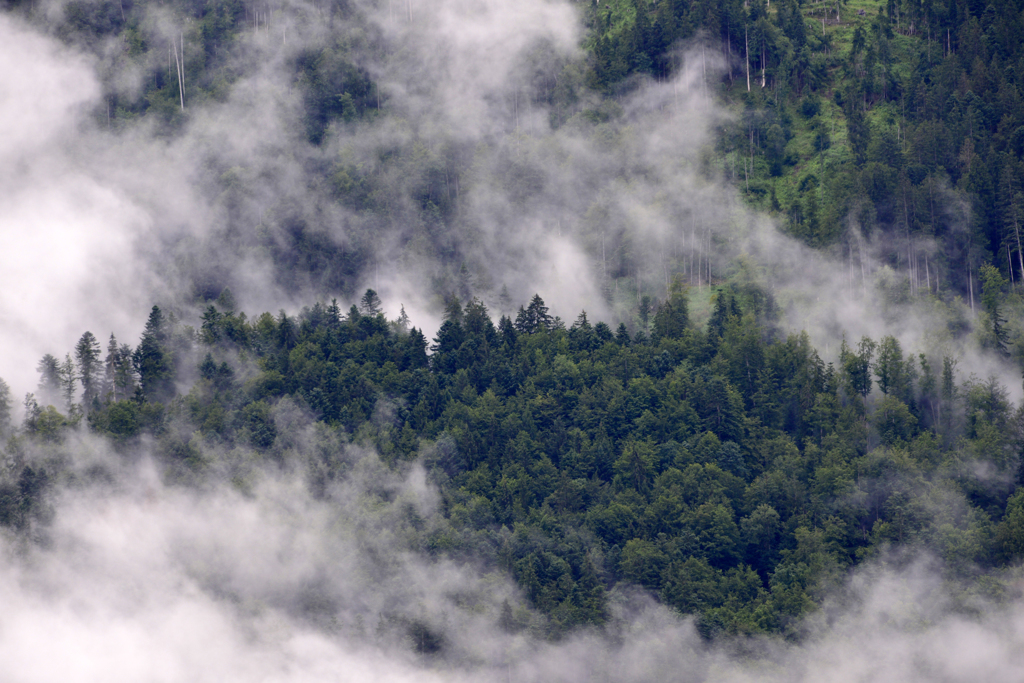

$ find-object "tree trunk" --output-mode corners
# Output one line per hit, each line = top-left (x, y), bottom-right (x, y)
(173, 39), (184, 111)
(745, 28), (751, 92)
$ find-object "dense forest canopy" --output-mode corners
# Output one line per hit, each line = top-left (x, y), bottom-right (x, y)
(3, 287), (1024, 642)
(2, 0), (1024, 676)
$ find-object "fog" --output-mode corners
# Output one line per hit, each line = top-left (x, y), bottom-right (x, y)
(2, 423), (1023, 682)
(1, 0), (1023, 678)
(0, 0), (1016, 397)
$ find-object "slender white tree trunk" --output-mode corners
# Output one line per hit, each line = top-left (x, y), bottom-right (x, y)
(173, 38), (184, 111)
(745, 28), (751, 92)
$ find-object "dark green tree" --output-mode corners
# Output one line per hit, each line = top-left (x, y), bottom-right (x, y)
(874, 336), (907, 397)
(653, 281), (689, 340)
(840, 337), (875, 398)
(75, 331), (102, 408)
(360, 288), (383, 316)
(133, 306), (173, 402)
(979, 265), (1009, 352)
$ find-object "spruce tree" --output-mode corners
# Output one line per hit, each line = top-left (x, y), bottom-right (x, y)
(75, 331), (102, 408)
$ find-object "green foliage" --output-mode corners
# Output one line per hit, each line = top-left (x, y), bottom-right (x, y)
(75, 331), (102, 408)
(18, 0), (1024, 644)
(295, 45), (376, 144)
(8, 292), (1011, 638)
(979, 265), (1010, 352)
(0, 465), (50, 531)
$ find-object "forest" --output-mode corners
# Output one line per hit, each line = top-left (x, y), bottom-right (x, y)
(1, 0), (1024, 672)
(8, 0), (1024, 304)
(3, 283), (1023, 639)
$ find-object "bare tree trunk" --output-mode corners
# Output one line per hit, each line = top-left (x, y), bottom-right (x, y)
(727, 37), (733, 82)
(909, 238), (915, 296)
(173, 38), (184, 111)
(706, 223), (712, 285)
(748, 126), (753, 191)
(745, 28), (751, 92)
(859, 235), (867, 296)
(968, 258), (975, 313)
(1014, 201), (1024, 283)
(701, 44), (708, 108)
(1007, 242), (1015, 286)
(693, 225), (699, 290)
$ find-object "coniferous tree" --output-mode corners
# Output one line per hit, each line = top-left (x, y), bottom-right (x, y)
(143, 305), (167, 344)
(114, 343), (136, 401)
(360, 288), (383, 316)
(526, 294), (552, 331)
(463, 298), (494, 340)
(615, 322), (632, 345)
(406, 327), (429, 369)
(443, 296), (463, 324)
(840, 337), (875, 399)
(874, 336), (906, 397)
(103, 334), (119, 400)
(653, 282), (689, 340)
(36, 354), (62, 407)
(277, 310), (298, 349)
(22, 393), (40, 433)
(75, 331), (102, 408)
(133, 306), (173, 402)
(327, 299), (342, 328)
(570, 311), (600, 352)
(499, 315), (518, 348)
(513, 305), (530, 334)
(200, 306), (223, 345)
(58, 354), (76, 413)
(638, 295), (653, 334)
(394, 304), (411, 334)
(0, 378), (11, 437)
(980, 265), (1010, 352)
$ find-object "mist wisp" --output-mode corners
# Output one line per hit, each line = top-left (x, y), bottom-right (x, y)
(1, 0), (1015, 396)
(2, 418), (1023, 682)
(2, 0), (1024, 678)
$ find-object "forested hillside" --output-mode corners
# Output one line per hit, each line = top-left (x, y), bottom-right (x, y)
(7, 0), (1022, 303)
(3, 0), (1024, 669)
(2, 0), (1021, 308)
(3, 287), (1023, 638)
(587, 0), (1024, 298)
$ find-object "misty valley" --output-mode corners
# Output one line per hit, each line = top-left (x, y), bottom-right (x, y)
(2, 0), (1024, 677)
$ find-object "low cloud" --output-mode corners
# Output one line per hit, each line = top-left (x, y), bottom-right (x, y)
(2, 426), (1023, 682)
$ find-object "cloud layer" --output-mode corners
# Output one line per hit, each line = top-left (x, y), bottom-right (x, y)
(2, 423), (1024, 682)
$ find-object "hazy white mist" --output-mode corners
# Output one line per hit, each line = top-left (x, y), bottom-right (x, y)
(1, 1), (1023, 679)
